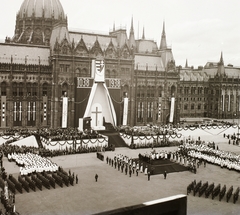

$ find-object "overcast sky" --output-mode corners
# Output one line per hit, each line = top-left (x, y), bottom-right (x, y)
(1, 0), (240, 68)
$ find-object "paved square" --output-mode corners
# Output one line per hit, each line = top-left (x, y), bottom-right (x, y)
(3, 126), (240, 215)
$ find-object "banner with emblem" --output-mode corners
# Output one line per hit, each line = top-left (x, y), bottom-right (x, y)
(95, 59), (105, 82)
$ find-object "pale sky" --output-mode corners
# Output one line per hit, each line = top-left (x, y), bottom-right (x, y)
(0, 0), (240, 68)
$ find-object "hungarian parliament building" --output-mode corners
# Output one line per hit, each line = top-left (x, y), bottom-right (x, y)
(0, 0), (239, 129)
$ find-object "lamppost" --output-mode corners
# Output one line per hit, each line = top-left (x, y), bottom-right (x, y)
(233, 113), (236, 124)
(25, 55), (28, 65)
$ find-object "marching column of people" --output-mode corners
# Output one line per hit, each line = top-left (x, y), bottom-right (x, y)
(105, 153), (169, 181)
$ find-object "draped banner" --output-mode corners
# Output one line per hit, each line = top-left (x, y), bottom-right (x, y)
(122, 97), (128, 125)
(62, 97), (68, 128)
(169, 97), (175, 123)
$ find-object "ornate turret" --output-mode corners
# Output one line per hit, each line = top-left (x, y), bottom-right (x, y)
(10, 0), (67, 45)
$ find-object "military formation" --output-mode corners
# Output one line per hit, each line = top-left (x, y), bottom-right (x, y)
(106, 154), (151, 179)
(187, 179), (240, 204)
(0, 144), (78, 215)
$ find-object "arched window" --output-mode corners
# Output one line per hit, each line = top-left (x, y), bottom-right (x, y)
(12, 82), (17, 96)
(191, 104), (195, 110)
(82, 68), (88, 77)
(171, 85), (176, 96)
(106, 69), (110, 78)
(122, 85), (129, 97)
(42, 83), (48, 96)
(32, 83), (37, 96)
(62, 83), (68, 96)
(19, 83), (23, 96)
(75, 68), (81, 75)
(158, 86), (163, 97)
(1, 82), (6, 96)
(27, 83), (31, 96)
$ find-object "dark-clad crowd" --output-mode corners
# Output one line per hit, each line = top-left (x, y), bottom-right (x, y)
(0, 143), (79, 215)
(187, 179), (240, 204)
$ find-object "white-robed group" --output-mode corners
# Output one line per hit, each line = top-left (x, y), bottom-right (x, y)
(179, 143), (240, 172)
(8, 152), (58, 175)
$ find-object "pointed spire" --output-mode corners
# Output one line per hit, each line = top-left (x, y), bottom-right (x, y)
(219, 51), (224, 65)
(142, 27), (145, 39)
(185, 59), (188, 68)
(162, 21), (166, 36)
(217, 51), (225, 76)
(128, 17), (136, 48)
(130, 16), (134, 32)
(160, 21), (167, 49)
(113, 22), (115, 31)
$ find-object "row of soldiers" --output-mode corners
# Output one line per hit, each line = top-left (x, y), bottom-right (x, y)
(187, 180), (240, 204)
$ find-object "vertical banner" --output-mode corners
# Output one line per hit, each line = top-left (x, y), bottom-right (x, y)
(228, 94), (230, 111)
(19, 102), (22, 121)
(33, 102), (36, 121)
(62, 97), (68, 128)
(78, 118), (83, 131)
(1, 96), (6, 127)
(122, 97), (128, 125)
(43, 96), (48, 126)
(28, 102), (31, 121)
(158, 97), (162, 122)
(14, 102), (17, 121)
(169, 97), (175, 123)
(239, 95), (240, 112)
(222, 94), (225, 111)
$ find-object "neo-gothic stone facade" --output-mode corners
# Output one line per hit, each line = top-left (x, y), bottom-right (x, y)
(0, 0), (238, 129)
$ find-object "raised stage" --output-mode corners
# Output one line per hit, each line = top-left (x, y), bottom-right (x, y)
(138, 158), (188, 175)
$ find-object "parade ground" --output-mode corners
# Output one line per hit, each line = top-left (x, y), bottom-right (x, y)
(3, 126), (240, 215)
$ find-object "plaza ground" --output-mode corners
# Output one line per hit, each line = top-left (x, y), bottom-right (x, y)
(3, 126), (240, 215)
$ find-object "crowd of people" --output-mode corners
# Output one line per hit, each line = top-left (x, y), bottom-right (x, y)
(177, 142), (240, 172)
(8, 152), (58, 176)
(138, 150), (171, 163)
(106, 153), (152, 179)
